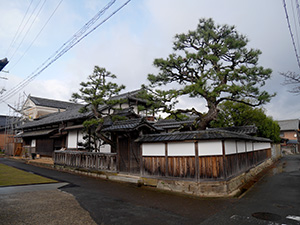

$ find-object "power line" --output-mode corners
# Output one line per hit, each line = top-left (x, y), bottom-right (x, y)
(291, 0), (300, 58)
(1, 0), (117, 102)
(283, 0), (300, 70)
(8, 0), (47, 62)
(6, 0), (34, 57)
(9, 0), (64, 71)
(0, 0), (132, 103)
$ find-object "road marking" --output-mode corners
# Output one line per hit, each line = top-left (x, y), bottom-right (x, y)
(286, 215), (300, 222)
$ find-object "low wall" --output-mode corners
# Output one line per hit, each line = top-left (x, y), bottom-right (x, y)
(141, 140), (271, 181)
(54, 150), (117, 171)
(150, 158), (274, 197)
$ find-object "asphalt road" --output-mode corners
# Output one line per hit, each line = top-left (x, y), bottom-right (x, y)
(1, 155), (299, 225)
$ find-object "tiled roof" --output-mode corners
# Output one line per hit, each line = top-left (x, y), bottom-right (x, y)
(109, 89), (146, 103)
(208, 125), (258, 135)
(29, 96), (80, 109)
(154, 117), (197, 130)
(19, 105), (90, 129)
(19, 90), (145, 129)
(277, 119), (300, 131)
(136, 130), (270, 143)
(102, 118), (159, 132)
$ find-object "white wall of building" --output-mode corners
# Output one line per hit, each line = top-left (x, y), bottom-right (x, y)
(141, 140), (270, 157)
(142, 143), (165, 156)
(246, 142), (253, 152)
(237, 141), (246, 153)
(254, 142), (271, 150)
(199, 140), (223, 156)
(224, 140), (237, 155)
(67, 130), (78, 149)
(168, 142), (194, 156)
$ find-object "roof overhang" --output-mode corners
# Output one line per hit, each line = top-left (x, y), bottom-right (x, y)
(16, 129), (57, 138)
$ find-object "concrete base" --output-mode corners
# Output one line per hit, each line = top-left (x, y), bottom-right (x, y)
(153, 158), (274, 197)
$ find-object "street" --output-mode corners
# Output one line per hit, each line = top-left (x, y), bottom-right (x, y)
(0, 155), (299, 225)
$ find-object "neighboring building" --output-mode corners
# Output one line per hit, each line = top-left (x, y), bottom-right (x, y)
(0, 115), (21, 154)
(277, 119), (300, 154)
(21, 95), (80, 121)
(0, 115), (7, 150)
(17, 90), (153, 157)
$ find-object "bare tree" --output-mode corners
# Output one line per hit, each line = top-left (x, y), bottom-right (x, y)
(280, 71), (300, 94)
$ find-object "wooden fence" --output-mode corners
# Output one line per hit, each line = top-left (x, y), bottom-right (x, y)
(54, 151), (117, 171)
(142, 148), (271, 181)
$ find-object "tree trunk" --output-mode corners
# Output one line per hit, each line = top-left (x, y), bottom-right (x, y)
(196, 104), (218, 130)
(95, 123), (116, 148)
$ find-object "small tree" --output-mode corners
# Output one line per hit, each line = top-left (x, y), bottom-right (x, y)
(145, 18), (275, 129)
(71, 66), (125, 151)
(210, 101), (281, 143)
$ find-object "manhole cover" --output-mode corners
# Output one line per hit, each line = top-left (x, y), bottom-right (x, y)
(252, 212), (281, 221)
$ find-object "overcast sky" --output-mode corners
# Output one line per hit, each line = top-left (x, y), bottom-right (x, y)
(0, 0), (299, 120)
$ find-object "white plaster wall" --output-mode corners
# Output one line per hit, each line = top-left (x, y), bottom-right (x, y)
(199, 140), (222, 156)
(225, 140), (237, 155)
(100, 144), (111, 153)
(254, 142), (271, 150)
(246, 142), (253, 152)
(78, 131), (84, 144)
(237, 141), (246, 153)
(31, 139), (36, 147)
(67, 130), (77, 149)
(142, 143), (165, 156)
(168, 142), (194, 156)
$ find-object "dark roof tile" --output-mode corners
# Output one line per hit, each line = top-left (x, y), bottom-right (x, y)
(136, 130), (270, 143)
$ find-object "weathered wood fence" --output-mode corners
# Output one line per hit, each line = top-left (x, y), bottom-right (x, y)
(141, 140), (272, 181)
(54, 150), (117, 171)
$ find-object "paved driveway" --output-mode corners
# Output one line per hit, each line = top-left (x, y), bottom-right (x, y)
(1, 155), (299, 225)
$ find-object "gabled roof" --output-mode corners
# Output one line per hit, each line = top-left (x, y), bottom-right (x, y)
(102, 118), (159, 132)
(28, 96), (80, 109)
(136, 130), (271, 143)
(277, 119), (300, 131)
(19, 105), (90, 129)
(109, 89), (147, 104)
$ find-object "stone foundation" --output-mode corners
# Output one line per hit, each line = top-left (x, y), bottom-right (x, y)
(152, 158), (274, 197)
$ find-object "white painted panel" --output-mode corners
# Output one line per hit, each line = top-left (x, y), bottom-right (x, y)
(67, 130), (77, 149)
(78, 131), (84, 144)
(168, 142), (194, 156)
(31, 139), (36, 147)
(225, 140), (236, 155)
(199, 140), (222, 156)
(254, 142), (271, 151)
(237, 141), (246, 153)
(142, 143), (165, 156)
(100, 144), (111, 153)
(246, 142), (253, 152)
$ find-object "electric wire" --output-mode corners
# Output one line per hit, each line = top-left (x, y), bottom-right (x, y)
(1, 0), (116, 102)
(0, 0), (131, 103)
(291, 0), (300, 59)
(5, 0), (33, 57)
(9, 0), (47, 62)
(7, 0), (42, 58)
(283, 0), (300, 70)
(9, 0), (64, 71)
